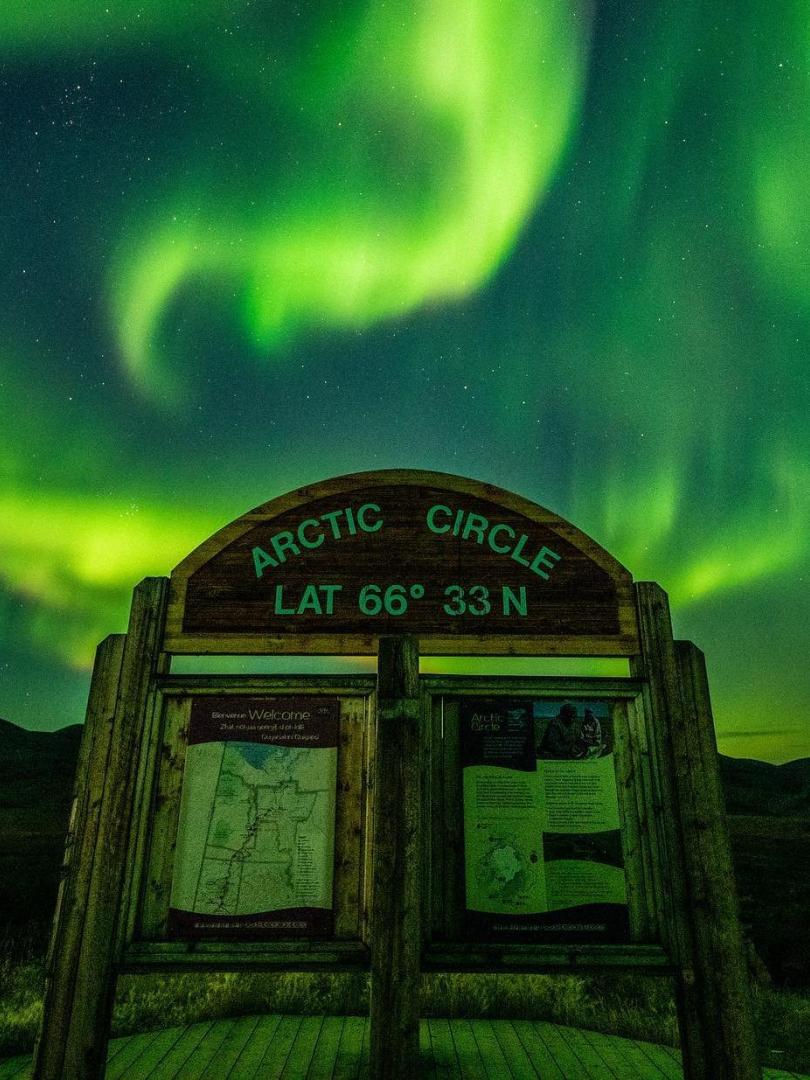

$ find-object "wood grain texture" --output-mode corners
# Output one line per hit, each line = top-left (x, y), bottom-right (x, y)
(32, 635), (126, 1080)
(34, 578), (168, 1080)
(612, 699), (651, 942)
(15, 1014), (810, 1079)
(673, 640), (759, 1080)
(369, 636), (422, 1079)
(632, 583), (706, 1079)
(633, 584), (759, 1080)
(164, 471), (639, 656)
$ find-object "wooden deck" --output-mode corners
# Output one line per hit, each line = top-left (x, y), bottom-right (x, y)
(1, 1016), (806, 1079)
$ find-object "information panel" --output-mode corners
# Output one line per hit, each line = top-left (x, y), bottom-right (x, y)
(169, 696), (339, 938)
(460, 697), (628, 942)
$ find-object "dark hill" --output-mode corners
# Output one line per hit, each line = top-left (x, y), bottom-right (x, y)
(0, 717), (82, 783)
(718, 754), (810, 818)
(0, 718), (83, 926)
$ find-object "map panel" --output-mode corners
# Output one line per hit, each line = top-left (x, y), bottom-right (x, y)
(168, 696), (339, 938)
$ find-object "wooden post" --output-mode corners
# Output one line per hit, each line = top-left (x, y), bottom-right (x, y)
(633, 583), (705, 1076)
(634, 583), (759, 1080)
(32, 634), (125, 1080)
(33, 578), (168, 1080)
(369, 635), (422, 1079)
(674, 639), (759, 1079)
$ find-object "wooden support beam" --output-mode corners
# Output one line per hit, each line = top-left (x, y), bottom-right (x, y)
(632, 582), (706, 1077)
(674, 639), (759, 1079)
(633, 583), (759, 1080)
(32, 634), (126, 1080)
(369, 635), (422, 1079)
(32, 577), (168, 1080)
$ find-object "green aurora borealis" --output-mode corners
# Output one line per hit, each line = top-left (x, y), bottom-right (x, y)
(0, 2), (807, 761)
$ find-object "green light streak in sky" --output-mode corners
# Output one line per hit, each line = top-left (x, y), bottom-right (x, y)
(670, 452), (809, 605)
(108, 0), (587, 394)
(741, 2), (810, 312)
(0, 489), (220, 667)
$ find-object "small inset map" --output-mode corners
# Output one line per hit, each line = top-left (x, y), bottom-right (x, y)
(475, 830), (542, 906)
(168, 696), (338, 938)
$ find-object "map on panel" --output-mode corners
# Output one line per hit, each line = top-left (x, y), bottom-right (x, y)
(168, 696), (339, 938)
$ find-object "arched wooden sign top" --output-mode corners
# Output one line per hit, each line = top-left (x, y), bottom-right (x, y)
(164, 470), (638, 656)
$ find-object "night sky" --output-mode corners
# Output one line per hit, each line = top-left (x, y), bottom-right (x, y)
(1, 3), (807, 762)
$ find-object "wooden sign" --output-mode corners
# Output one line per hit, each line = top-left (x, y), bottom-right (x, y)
(165, 470), (638, 656)
(32, 471), (760, 1080)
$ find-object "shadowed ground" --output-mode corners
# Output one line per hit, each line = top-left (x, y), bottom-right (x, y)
(0, 1015), (807, 1079)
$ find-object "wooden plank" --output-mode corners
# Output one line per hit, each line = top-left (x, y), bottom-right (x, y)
(113, 1026), (186, 1077)
(254, 1016), (303, 1075)
(624, 694), (662, 941)
(105, 1033), (139, 1066)
(68, 580), (169, 1080)
(360, 695), (376, 949)
(195, 1016), (263, 1079)
(171, 1019), (239, 1080)
(0, 1057), (31, 1080)
(421, 677), (643, 698)
(369, 637), (421, 1080)
(422, 942), (670, 972)
(674, 639), (759, 1080)
(32, 635), (126, 1080)
(333, 697), (368, 939)
(104, 1031), (166, 1080)
(578, 1028), (635, 1078)
(428, 1018), (461, 1078)
(305, 1015), (345, 1079)
(551, 1026), (617, 1079)
(488, 1020), (540, 1079)
(163, 631), (641, 659)
(630, 1039), (682, 1080)
(447, 1020), (489, 1080)
(612, 698), (651, 942)
(421, 692), (437, 937)
(158, 676), (378, 694)
(632, 583), (707, 1080)
(277, 1015), (324, 1079)
(226, 1015), (284, 1080)
(440, 698), (464, 941)
(359, 1015), (370, 1077)
(332, 1015), (365, 1080)
(141, 1022), (214, 1079)
(119, 672), (168, 951)
(509, 1019), (566, 1079)
(531, 1023), (591, 1079)
(593, 1034), (673, 1079)
(122, 940), (369, 971)
(468, 1020), (514, 1078)
(419, 1021), (435, 1078)
(139, 695), (189, 938)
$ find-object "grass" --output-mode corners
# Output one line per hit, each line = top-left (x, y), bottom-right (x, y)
(1, 937), (808, 1074)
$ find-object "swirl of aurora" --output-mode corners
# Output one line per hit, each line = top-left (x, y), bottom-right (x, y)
(0, 0), (590, 394)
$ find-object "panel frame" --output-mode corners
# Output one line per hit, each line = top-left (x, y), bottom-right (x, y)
(120, 674), (377, 973)
(420, 674), (669, 973)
